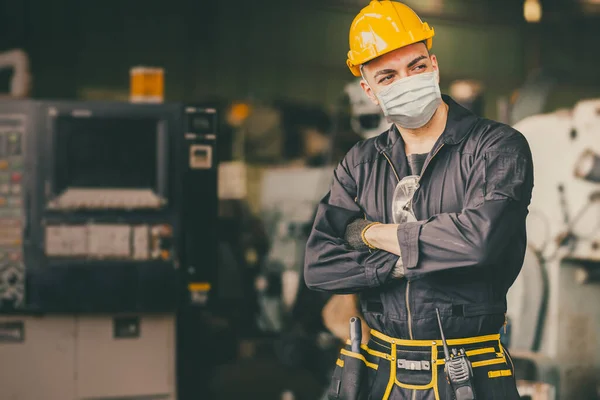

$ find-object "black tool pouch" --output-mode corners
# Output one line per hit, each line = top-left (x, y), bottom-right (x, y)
(327, 346), (376, 400)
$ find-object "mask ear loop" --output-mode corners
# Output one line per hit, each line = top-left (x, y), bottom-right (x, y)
(359, 65), (371, 90)
(360, 65), (388, 116)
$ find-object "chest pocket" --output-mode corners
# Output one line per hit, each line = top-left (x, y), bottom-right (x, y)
(414, 150), (469, 218)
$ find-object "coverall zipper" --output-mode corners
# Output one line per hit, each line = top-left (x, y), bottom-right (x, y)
(418, 144), (445, 184)
(382, 143), (444, 400)
(381, 151), (415, 341)
(381, 143), (445, 342)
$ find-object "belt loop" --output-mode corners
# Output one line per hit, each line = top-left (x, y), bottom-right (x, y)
(431, 341), (440, 400)
(383, 342), (396, 400)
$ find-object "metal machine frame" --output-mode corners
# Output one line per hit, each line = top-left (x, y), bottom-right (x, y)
(0, 99), (219, 400)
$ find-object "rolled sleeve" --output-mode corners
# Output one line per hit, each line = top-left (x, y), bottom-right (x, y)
(397, 128), (534, 279)
(397, 221), (426, 270)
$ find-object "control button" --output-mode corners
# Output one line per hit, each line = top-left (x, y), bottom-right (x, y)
(7, 197), (21, 207)
(1, 264), (23, 287)
(0, 160), (8, 170)
(7, 271), (18, 285)
(0, 184), (9, 194)
(7, 133), (21, 156)
(0, 219), (21, 228)
(0, 208), (21, 218)
(10, 158), (23, 169)
(10, 172), (21, 184)
(10, 185), (21, 195)
(0, 235), (21, 246)
(0, 197), (6, 206)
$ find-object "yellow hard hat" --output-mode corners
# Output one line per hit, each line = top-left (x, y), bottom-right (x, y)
(346, 1), (435, 77)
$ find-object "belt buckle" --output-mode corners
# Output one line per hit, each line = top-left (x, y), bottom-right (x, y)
(397, 359), (431, 371)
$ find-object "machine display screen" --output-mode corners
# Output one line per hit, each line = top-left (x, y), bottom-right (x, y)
(54, 116), (159, 192)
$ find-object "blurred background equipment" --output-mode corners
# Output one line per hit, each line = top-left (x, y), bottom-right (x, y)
(344, 78), (391, 139)
(0, 100), (219, 313)
(449, 79), (485, 116)
(232, 103), (284, 164)
(0, 98), (219, 400)
(130, 66), (165, 104)
(506, 97), (600, 399)
(508, 69), (557, 126)
(524, 0), (543, 23)
(256, 167), (332, 332)
(0, 49), (30, 98)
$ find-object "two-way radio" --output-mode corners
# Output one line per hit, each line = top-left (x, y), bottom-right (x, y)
(435, 308), (477, 400)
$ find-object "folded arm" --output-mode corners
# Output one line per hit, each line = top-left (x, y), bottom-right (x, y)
(304, 157), (400, 293)
(364, 131), (534, 279)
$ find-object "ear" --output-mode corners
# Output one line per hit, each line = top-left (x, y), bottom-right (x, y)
(430, 54), (440, 83)
(360, 79), (379, 106)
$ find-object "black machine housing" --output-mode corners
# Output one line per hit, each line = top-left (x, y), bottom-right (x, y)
(0, 99), (217, 313)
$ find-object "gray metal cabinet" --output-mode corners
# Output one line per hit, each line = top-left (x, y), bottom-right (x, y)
(0, 314), (176, 400)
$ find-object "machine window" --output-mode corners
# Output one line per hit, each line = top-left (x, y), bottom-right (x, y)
(54, 116), (159, 192)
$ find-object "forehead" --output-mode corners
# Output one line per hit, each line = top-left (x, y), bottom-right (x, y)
(363, 43), (429, 74)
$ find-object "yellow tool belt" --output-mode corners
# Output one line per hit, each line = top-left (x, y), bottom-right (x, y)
(330, 330), (516, 400)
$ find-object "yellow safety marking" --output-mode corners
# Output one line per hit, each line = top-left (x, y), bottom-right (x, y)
(188, 282), (211, 291)
(488, 369), (513, 378)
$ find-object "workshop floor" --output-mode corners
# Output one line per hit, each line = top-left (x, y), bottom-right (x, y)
(206, 334), (330, 400)
(211, 356), (325, 400)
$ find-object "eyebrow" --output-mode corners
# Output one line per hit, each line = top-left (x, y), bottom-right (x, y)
(372, 55), (429, 80)
(407, 55), (427, 69)
(373, 69), (396, 79)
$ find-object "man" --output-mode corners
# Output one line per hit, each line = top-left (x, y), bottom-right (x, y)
(304, 1), (534, 399)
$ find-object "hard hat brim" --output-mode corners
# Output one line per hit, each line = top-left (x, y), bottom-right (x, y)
(347, 35), (433, 77)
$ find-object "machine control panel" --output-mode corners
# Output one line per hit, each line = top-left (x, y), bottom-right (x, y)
(44, 223), (174, 261)
(0, 114), (25, 308)
(47, 189), (165, 210)
(0, 100), (200, 313)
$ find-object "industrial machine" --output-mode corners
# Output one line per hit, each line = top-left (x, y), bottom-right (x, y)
(0, 99), (218, 400)
(344, 78), (391, 140)
(506, 98), (600, 399)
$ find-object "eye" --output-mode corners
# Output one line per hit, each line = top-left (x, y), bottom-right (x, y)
(377, 74), (394, 84)
(414, 64), (427, 71)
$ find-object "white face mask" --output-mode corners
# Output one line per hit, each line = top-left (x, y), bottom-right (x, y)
(374, 71), (442, 129)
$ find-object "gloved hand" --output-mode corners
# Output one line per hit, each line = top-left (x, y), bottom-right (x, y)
(391, 258), (405, 279)
(345, 219), (405, 279)
(344, 219), (378, 250)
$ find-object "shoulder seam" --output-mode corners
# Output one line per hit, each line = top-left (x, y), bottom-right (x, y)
(351, 155), (380, 169)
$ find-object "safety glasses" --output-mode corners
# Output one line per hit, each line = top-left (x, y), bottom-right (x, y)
(392, 175), (419, 224)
